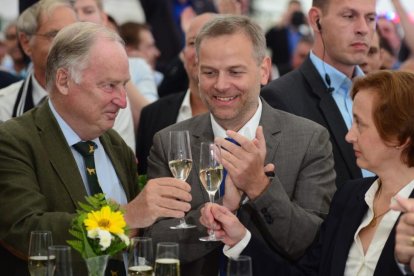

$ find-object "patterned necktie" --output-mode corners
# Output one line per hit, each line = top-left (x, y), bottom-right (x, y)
(73, 141), (103, 195)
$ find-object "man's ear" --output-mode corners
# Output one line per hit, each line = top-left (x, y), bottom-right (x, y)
(18, 32), (32, 57)
(55, 68), (70, 95)
(260, 56), (272, 85)
(308, 7), (322, 34)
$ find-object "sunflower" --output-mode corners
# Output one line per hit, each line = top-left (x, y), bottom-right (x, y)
(84, 206), (126, 235)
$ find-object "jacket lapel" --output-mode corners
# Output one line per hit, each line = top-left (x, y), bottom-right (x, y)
(300, 58), (361, 179)
(35, 103), (86, 207)
(188, 114), (214, 184)
(330, 185), (369, 275)
(259, 100), (281, 165)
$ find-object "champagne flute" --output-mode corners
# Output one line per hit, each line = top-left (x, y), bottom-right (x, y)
(168, 130), (196, 229)
(48, 245), (73, 276)
(128, 237), (154, 276)
(199, 142), (223, 242)
(154, 242), (180, 276)
(28, 230), (53, 276)
(227, 255), (252, 276)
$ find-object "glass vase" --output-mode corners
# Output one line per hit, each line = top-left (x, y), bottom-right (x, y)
(84, 255), (109, 276)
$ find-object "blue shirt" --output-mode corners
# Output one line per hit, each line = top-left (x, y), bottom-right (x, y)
(49, 100), (128, 204)
(309, 52), (374, 178)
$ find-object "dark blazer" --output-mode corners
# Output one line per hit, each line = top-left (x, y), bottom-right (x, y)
(136, 91), (186, 174)
(157, 57), (188, 98)
(244, 177), (406, 276)
(0, 102), (138, 275)
(265, 26), (292, 76)
(261, 57), (362, 188)
(0, 70), (20, 89)
(144, 100), (336, 275)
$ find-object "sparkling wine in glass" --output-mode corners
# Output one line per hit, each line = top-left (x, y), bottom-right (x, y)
(199, 142), (223, 242)
(28, 230), (53, 276)
(168, 130), (196, 229)
(128, 237), (154, 276)
(154, 242), (180, 276)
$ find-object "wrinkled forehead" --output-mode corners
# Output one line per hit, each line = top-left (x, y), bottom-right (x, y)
(38, 5), (76, 30)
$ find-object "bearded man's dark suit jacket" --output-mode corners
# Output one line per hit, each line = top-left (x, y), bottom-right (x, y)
(243, 177), (405, 276)
(261, 57), (362, 188)
(0, 102), (139, 275)
(136, 91), (186, 174)
(143, 99), (336, 275)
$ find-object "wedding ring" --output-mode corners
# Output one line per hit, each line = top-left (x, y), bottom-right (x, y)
(410, 236), (414, 246)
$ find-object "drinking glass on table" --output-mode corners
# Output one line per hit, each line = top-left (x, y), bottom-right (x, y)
(28, 230), (53, 276)
(47, 245), (73, 276)
(227, 255), (252, 276)
(199, 142), (223, 242)
(128, 237), (154, 276)
(168, 130), (196, 229)
(154, 242), (180, 276)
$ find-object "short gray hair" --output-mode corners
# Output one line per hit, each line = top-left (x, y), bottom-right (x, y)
(46, 22), (124, 91)
(17, 0), (74, 36)
(195, 15), (266, 65)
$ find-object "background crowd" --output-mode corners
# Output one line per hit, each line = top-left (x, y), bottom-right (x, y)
(2, 0), (414, 276)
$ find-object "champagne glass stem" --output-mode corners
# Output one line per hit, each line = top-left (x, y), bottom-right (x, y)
(208, 193), (217, 239)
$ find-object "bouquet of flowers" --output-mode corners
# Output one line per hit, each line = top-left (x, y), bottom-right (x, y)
(67, 193), (130, 259)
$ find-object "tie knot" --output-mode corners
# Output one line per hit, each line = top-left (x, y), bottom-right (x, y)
(73, 141), (97, 156)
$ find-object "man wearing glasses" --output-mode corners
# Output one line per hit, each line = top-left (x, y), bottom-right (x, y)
(0, 0), (77, 121)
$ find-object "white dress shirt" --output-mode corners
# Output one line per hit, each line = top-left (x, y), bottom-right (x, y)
(209, 97), (262, 259)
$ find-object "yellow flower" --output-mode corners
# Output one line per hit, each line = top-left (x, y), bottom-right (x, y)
(84, 206), (126, 235)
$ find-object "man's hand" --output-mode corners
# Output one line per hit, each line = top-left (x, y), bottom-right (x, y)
(124, 177), (192, 228)
(392, 196), (414, 270)
(215, 126), (270, 200)
(200, 203), (246, 247)
(222, 174), (242, 212)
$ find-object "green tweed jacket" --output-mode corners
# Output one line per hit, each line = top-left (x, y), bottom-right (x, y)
(0, 101), (138, 275)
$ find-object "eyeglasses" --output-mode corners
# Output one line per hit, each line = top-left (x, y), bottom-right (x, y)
(33, 30), (59, 40)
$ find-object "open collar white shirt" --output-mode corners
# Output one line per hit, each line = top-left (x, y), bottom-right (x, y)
(210, 98), (262, 140)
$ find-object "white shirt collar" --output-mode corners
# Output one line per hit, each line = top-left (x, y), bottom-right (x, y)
(48, 100), (99, 146)
(31, 72), (48, 106)
(176, 89), (192, 123)
(210, 98), (262, 140)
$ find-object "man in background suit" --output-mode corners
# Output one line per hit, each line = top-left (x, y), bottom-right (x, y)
(136, 13), (213, 174)
(261, 0), (377, 188)
(143, 15), (336, 275)
(0, 22), (192, 275)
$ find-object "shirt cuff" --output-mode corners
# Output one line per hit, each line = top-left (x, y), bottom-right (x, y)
(223, 230), (252, 259)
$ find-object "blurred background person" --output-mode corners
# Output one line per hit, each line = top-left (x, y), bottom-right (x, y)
(119, 22), (164, 89)
(360, 28), (383, 75)
(0, 0), (77, 122)
(265, 0), (310, 76)
(2, 21), (30, 79)
(290, 35), (313, 70)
